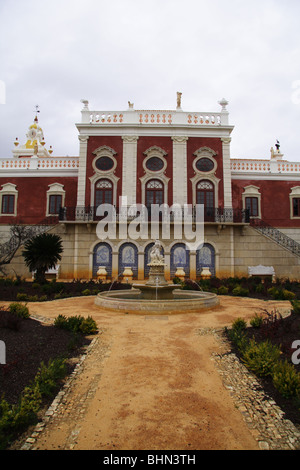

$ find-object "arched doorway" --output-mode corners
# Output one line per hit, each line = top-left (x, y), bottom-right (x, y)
(118, 243), (138, 279)
(170, 243), (190, 279)
(196, 243), (216, 277)
(93, 242), (112, 277)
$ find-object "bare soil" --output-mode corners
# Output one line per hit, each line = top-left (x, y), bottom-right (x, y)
(1, 295), (294, 451)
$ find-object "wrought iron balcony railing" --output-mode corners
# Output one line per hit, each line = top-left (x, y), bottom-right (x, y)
(59, 206), (250, 224)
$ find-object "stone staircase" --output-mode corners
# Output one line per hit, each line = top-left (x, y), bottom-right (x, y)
(0, 216), (59, 265)
(250, 219), (300, 258)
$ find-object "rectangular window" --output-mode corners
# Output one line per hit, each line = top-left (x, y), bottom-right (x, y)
(49, 195), (62, 215)
(1, 194), (15, 214)
(293, 198), (300, 217)
(245, 197), (258, 217)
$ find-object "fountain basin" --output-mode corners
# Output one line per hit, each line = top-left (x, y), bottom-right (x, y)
(95, 288), (219, 314)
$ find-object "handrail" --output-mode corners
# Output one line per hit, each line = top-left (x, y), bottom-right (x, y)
(250, 219), (300, 257)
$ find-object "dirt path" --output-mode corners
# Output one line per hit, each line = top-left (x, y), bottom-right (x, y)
(21, 296), (291, 450)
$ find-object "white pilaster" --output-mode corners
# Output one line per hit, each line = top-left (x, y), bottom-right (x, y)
(221, 137), (233, 208)
(76, 135), (89, 208)
(172, 136), (188, 206)
(122, 136), (139, 206)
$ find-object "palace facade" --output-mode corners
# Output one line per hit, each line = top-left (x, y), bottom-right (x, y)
(1, 95), (300, 280)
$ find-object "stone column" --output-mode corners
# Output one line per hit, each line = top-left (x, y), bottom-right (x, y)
(112, 251), (119, 280)
(221, 137), (233, 209)
(138, 251), (144, 280)
(164, 253), (171, 281)
(172, 136), (188, 206)
(76, 135), (89, 209)
(122, 136), (139, 206)
(189, 250), (197, 280)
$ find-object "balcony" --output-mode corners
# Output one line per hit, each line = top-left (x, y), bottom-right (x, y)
(59, 206), (250, 225)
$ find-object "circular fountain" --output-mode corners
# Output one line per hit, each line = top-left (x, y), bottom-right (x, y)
(95, 240), (219, 314)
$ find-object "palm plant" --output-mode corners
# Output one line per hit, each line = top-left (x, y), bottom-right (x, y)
(22, 233), (63, 284)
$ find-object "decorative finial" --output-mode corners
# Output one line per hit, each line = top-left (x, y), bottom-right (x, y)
(218, 98), (229, 111)
(33, 105), (40, 121)
(80, 99), (89, 110)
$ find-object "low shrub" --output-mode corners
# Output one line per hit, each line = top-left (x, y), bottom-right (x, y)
(34, 358), (67, 397)
(232, 286), (249, 297)
(272, 360), (300, 399)
(81, 289), (91, 296)
(218, 285), (229, 295)
(8, 303), (30, 319)
(242, 339), (281, 377)
(16, 293), (28, 302)
(282, 289), (296, 301)
(226, 327), (249, 354)
(79, 316), (98, 335)
(250, 313), (264, 329)
(54, 314), (98, 335)
(291, 300), (300, 314)
(232, 317), (247, 331)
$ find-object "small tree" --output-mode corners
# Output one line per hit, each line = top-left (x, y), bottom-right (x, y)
(22, 233), (63, 284)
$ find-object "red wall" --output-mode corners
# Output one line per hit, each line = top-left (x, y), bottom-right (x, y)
(232, 179), (300, 227)
(0, 176), (77, 225)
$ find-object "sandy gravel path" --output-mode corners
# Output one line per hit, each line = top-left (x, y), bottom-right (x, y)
(18, 296), (291, 450)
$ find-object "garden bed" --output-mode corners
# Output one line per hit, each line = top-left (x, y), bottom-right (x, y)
(225, 309), (300, 426)
(0, 278), (131, 302)
(0, 308), (95, 449)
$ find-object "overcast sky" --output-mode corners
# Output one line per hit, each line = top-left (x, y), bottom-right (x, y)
(0, 0), (300, 160)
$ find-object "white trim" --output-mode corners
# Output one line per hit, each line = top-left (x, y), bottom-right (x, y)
(0, 183), (18, 216)
(289, 186), (300, 219)
(190, 174), (220, 208)
(242, 185), (261, 219)
(46, 183), (65, 216)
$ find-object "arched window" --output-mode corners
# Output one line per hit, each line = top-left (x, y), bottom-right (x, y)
(146, 179), (164, 208)
(196, 180), (215, 221)
(95, 179), (113, 207)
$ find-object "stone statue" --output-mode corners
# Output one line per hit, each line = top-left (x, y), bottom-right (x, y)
(275, 140), (280, 152)
(176, 92), (182, 109)
(149, 240), (164, 265)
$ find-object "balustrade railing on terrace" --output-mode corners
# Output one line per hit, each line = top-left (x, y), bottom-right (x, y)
(59, 206), (249, 224)
(0, 157), (79, 171)
(80, 109), (229, 127)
